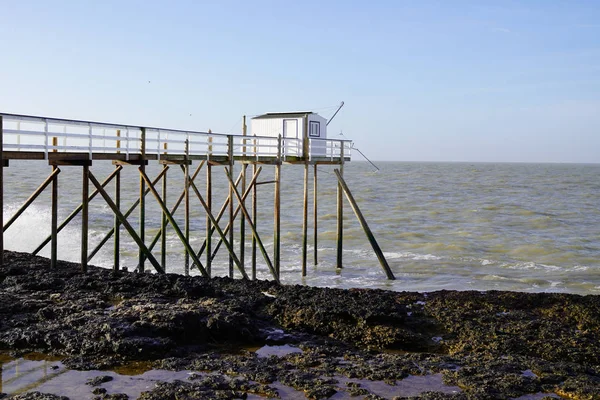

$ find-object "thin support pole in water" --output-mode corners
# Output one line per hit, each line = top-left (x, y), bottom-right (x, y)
(184, 140), (190, 276)
(228, 135), (234, 278)
(51, 166), (59, 269)
(337, 145), (344, 269)
(240, 118), (247, 273)
(252, 162), (257, 279)
(139, 127), (146, 273)
(161, 163), (168, 272)
(240, 164), (247, 274)
(333, 169), (395, 280)
(88, 170), (165, 274)
(302, 162), (309, 276)
(81, 165), (89, 273)
(274, 135), (282, 280)
(313, 164), (318, 265)
(206, 162), (212, 277)
(114, 166), (121, 271)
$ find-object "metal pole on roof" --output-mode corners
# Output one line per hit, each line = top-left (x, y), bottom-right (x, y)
(326, 101), (345, 126)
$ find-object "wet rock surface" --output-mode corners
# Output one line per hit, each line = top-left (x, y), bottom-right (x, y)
(1, 251), (599, 399)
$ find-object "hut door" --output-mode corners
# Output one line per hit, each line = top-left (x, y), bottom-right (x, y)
(283, 119), (299, 156)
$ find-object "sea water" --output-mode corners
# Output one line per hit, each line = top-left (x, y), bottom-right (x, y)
(3, 160), (599, 295)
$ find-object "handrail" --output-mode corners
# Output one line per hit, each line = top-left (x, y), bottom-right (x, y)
(0, 112), (351, 161)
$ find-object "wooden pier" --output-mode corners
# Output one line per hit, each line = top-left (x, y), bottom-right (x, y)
(0, 112), (395, 281)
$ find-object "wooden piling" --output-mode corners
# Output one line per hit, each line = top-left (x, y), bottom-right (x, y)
(240, 117), (247, 272)
(333, 169), (395, 280)
(274, 134), (282, 279)
(114, 166), (121, 271)
(51, 166), (58, 269)
(206, 162), (212, 276)
(302, 162), (308, 276)
(161, 163), (168, 272)
(184, 140), (190, 276)
(337, 145), (345, 269)
(313, 164), (318, 265)
(139, 127), (146, 273)
(81, 165), (89, 273)
(228, 135), (234, 278)
(252, 162), (257, 280)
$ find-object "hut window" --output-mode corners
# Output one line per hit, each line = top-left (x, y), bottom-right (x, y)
(309, 121), (320, 137)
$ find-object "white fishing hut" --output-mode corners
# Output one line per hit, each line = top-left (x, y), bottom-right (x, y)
(250, 112), (328, 158)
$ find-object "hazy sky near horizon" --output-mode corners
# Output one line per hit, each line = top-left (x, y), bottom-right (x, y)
(1, 1), (599, 163)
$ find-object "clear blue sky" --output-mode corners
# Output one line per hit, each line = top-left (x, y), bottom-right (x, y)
(1, 0), (599, 163)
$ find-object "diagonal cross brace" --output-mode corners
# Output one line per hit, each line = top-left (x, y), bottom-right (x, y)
(87, 170), (165, 274)
(223, 166), (278, 281)
(138, 168), (210, 277)
(136, 161), (207, 267)
(183, 170), (249, 280)
(34, 166), (122, 256)
(87, 166), (168, 262)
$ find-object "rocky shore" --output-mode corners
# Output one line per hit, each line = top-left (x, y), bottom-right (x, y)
(0, 250), (599, 399)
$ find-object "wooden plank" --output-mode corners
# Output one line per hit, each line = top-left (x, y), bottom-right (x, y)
(333, 169), (395, 280)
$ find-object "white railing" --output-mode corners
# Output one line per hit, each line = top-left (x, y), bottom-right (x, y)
(0, 113), (351, 161)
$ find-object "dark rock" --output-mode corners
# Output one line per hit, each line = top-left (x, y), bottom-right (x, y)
(86, 375), (114, 386)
